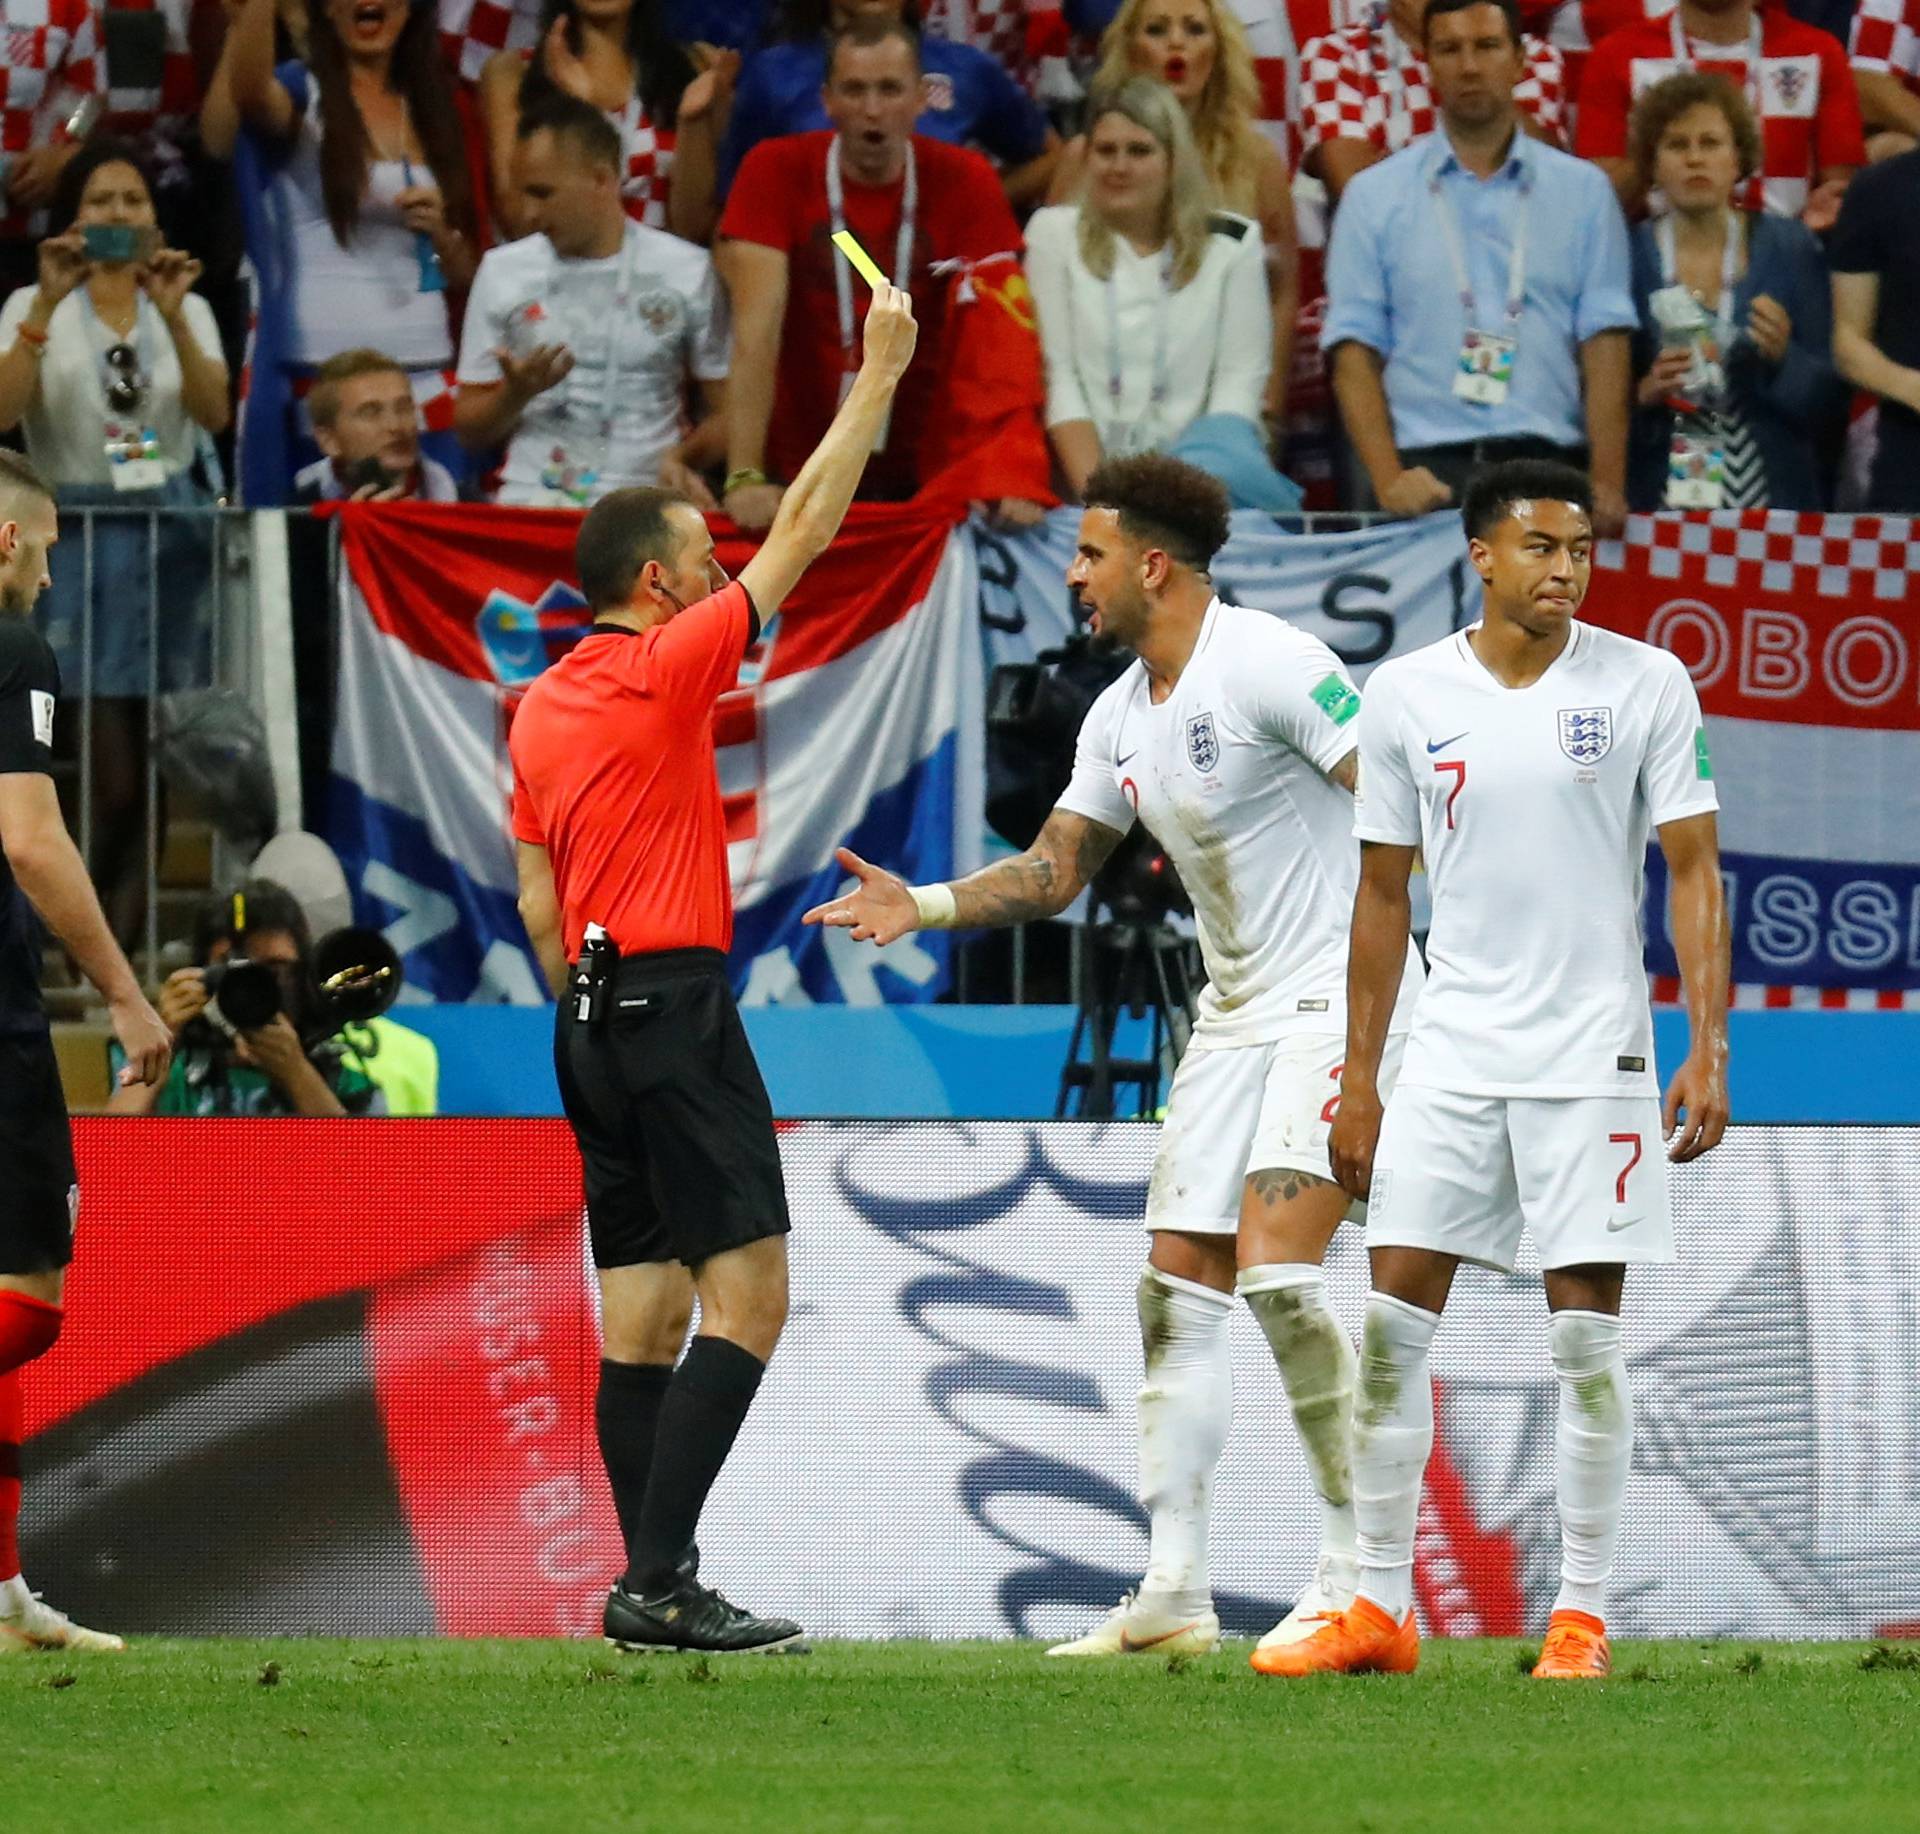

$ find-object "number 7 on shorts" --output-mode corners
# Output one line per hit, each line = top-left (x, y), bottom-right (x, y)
(1608, 1131), (1642, 1204)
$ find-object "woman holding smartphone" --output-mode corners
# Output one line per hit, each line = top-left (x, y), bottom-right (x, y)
(0, 139), (230, 948)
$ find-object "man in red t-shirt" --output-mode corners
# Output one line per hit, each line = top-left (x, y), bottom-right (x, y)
(715, 17), (1034, 528)
(508, 286), (920, 1656)
(1574, 0), (1864, 224)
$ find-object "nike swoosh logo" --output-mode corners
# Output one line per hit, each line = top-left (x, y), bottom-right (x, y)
(1426, 732), (1470, 754)
(1605, 1215), (1639, 1233)
(1118, 1623), (1203, 1652)
(1116, 749), (1139, 767)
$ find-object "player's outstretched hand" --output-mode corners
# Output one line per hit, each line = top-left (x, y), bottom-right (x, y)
(1328, 1080), (1384, 1200)
(1662, 1052), (1729, 1163)
(801, 847), (919, 945)
(860, 283), (918, 387)
(111, 989), (173, 1088)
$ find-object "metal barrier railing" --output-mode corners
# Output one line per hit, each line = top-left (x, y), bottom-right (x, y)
(56, 504), (277, 988)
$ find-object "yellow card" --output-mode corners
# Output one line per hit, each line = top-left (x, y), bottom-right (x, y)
(831, 229), (891, 291)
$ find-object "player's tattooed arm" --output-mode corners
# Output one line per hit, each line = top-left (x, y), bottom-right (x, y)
(1325, 749), (1359, 795)
(950, 808), (1126, 927)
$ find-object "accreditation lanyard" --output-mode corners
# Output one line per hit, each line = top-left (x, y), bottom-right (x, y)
(1430, 152), (1531, 334)
(575, 225), (640, 447)
(1105, 245), (1175, 429)
(827, 135), (917, 371)
(1668, 12), (1766, 117)
(1655, 211), (1741, 353)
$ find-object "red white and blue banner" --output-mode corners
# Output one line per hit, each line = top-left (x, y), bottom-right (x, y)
(328, 501), (973, 1006)
(327, 503), (1920, 1006)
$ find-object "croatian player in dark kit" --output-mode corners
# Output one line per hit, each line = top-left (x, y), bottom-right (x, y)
(0, 450), (171, 1651)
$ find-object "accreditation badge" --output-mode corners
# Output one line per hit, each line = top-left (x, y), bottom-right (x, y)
(1454, 329), (1515, 406)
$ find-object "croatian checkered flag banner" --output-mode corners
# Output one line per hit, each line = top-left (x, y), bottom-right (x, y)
(325, 501), (971, 1007)
(1584, 512), (1920, 1010)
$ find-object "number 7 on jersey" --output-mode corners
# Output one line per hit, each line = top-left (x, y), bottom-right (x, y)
(1432, 758), (1466, 830)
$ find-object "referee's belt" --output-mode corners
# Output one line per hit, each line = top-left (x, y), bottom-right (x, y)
(601, 946), (728, 991)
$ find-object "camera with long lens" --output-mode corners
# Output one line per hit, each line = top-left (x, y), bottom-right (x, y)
(985, 633), (1190, 923)
(195, 927), (405, 1046)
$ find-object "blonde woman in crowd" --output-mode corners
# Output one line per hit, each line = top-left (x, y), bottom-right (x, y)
(1049, 0), (1296, 428)
(1027, 78), (1292, 507)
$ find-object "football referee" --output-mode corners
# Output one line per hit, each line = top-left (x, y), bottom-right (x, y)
(510, 284), (918, 1654)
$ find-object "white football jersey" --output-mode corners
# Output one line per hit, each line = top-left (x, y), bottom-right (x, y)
(1058, 598), (1423, 1048)
(1355, 621), (1718, 1097)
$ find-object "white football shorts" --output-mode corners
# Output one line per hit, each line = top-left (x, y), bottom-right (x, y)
(1365, 1086), (1675, 1272)
(1143, 1030), (1405, 1237)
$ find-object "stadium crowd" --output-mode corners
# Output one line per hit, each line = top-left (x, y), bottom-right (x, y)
(0, 0), (1906, 527)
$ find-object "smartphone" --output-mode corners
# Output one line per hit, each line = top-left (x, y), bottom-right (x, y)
(82, 224), (159, 264)
(343, 457), (396, 494)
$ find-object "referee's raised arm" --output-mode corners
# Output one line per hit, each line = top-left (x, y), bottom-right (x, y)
(736, 282), (918, 617)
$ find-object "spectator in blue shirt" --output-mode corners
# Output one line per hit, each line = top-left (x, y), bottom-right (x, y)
(1321, 0), (1636, 529)
(719, 1), (1059, 204)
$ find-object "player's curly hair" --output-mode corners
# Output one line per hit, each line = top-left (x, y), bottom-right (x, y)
(1461, 459), (1593, 542)
(1083, 454), (1231, 572)
(1628, 70), (1764, 190)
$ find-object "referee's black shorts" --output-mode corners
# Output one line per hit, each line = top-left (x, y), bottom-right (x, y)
(0, 1029), (79, 1276)
(553, 947), (791, 1269)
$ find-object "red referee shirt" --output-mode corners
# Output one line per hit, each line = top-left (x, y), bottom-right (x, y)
(509, 582), (755, 962)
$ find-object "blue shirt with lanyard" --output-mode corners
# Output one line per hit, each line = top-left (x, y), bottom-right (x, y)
(1321, 127), (1638, 450)
(827, 135), (916, 452)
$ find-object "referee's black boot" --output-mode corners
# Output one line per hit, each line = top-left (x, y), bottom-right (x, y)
(604, 1574), (806, 1655)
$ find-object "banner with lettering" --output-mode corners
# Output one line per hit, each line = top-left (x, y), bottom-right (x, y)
(25, 1120), (1918, 1640)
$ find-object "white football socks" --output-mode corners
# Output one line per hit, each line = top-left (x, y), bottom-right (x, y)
(1238, 1263), (1359, 1568)
(1547, 1309), (1633, 1624)
(1135, 1266), (1234, 1616)
(1352, 1291), (1442, 1622)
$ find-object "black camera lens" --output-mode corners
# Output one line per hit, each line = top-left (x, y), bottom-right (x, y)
(202, 958), (283, 1032)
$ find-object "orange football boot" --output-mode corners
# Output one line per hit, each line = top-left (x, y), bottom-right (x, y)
(1531, 1610), (1612, 1678)
(1248, 1595), (1419, 1677)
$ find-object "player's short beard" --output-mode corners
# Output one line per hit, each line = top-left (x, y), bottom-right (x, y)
(0, 569), (36, 617)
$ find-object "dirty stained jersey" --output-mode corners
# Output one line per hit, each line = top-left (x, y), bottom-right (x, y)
(1056, 597), (1424, 1232)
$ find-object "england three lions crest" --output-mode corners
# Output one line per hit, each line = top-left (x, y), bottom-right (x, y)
(1558, 707), (1613, 764)
(1186, 712), (1219, 773)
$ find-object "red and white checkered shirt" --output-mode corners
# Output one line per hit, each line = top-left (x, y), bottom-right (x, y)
(1574, 11), (1868, 219)
(0, 0), (99, 237)
(1531, 0), (1664, 103)
(102, 0), (196, 155)
(1851, 0), (1920, 94)
(610, 93), (673, 232)
(1297, 20), (1567, 158)
(437, 0), (539, 86)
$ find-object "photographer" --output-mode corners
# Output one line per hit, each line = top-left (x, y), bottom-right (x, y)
(292, 349), (459, 504)
(108, 881), (386, 1116)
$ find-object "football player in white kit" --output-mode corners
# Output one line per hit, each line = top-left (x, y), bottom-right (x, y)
(804, 454), (1423, 1656)
(1256, 459), (1731, 1682)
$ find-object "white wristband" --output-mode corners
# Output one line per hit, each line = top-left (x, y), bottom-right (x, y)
(909, 883), (958, 929)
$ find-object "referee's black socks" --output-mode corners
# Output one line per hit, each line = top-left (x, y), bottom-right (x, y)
(596, 1360), (674, 1560)
(629, 1336), (766, 1595)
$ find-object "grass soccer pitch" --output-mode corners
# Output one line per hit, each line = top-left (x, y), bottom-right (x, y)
(7, 1638), (1918, 1833)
